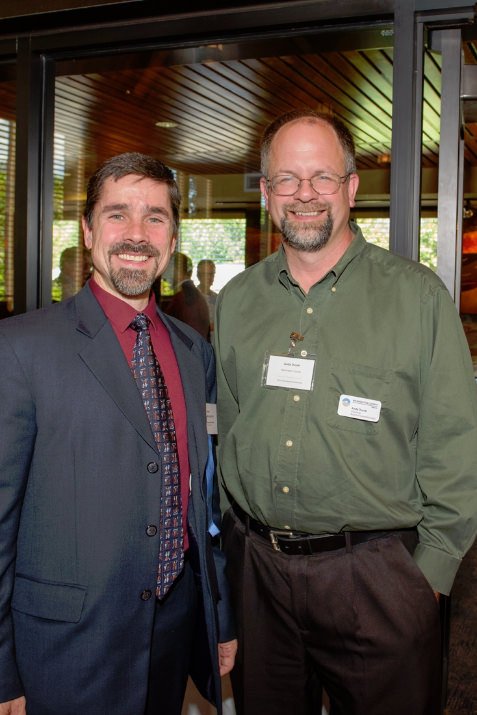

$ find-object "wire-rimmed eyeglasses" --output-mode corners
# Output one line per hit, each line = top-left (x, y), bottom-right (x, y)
(267, 173), (351, 196)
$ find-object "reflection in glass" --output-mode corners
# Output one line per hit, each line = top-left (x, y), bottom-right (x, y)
(50, 29), (398, 309)
(0, 74), (15, 317)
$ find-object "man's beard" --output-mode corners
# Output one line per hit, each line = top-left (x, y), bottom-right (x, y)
(107, 242), (160, 297)
(280, 205), (334, 252)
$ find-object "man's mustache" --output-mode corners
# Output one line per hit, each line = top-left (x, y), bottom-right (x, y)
(108, 242), (160, 258)
(283, 202), (329, 213)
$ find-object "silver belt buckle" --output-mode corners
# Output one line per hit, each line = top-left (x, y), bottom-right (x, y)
(269, 529), (294, 552)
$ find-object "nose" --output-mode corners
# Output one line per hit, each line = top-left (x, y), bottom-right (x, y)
(293, 178), (316, 200)
(125, 217), (148, 241)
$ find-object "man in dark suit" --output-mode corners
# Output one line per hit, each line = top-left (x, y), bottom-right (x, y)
(0, 152), (236, 715)
(165, 252), (211, 340)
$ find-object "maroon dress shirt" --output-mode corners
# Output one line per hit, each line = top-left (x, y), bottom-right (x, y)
(89, 277), (190, 549)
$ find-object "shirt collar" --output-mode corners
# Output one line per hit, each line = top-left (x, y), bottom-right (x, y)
(277, 220), (366, 289)
(89, 276), (158, 333)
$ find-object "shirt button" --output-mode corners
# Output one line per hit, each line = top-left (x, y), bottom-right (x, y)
(306, 307), (313, 314)
(282, 486), (290, 494)
(286, 439), (293, 447)
(331, 286), (337, 293)
(293, 395), (300, 402)
(146, 524), (158, 536)
(300, 350), (307, 357)
(140, 590), (152, 601)
(147, 462), (159, 473)
(284, 525), (291, 530)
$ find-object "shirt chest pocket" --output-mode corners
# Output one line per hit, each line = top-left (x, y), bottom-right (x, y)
(326, 359), (393, 435)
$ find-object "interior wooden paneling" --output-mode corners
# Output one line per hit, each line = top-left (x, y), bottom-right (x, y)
(53, 53), (389, 177)
(53, 43), (402, 179)
(1, 35), (477, 187)
(52, 37), (477, 187)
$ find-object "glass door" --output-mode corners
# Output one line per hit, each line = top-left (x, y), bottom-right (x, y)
(0, 62), (15, 316)
(50, 23), (396, 309)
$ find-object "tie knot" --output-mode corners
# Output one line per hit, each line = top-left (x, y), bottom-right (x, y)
(130, 312), (150, 332)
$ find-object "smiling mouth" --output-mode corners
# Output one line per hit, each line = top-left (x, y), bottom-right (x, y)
(117, 253), (150, 262)
(285, 203), (328, 218)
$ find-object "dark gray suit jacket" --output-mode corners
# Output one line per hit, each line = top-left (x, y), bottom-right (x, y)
(0, 283), (234, 713)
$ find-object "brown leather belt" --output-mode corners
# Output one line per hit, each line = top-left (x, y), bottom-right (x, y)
(232, 503), (416, 555)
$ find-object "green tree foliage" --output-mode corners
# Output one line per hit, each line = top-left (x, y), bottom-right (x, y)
(179, 218), (246, 265)
(0, 171), (6, 301)
(359, 217), (438, 271)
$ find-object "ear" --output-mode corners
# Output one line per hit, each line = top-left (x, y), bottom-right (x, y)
(260, 176), (270, 211)
(82, 217), (93, 250)
(347, 173), (360, 208)
(170, 235), (177, 253)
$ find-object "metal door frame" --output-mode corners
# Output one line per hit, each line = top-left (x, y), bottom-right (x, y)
(433, 27), (465, 305)
(4, 0), (477, 312)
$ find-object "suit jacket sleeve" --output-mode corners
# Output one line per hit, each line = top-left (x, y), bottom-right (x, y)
(202, 339), (235, 643)
(0, 329), (34, 701)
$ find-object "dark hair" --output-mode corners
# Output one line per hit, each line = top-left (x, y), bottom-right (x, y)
(174, 251), (193, 276)
(260, 109), (357, 177)
(83, 152), (181, 233)
(197, 259), (216, 270)
(59, 245), (82, 271)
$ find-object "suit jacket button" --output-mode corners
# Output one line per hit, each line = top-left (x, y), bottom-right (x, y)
(146, 524), (158, 536)
(147, 462), (159, 473)
(140, 590), (152, 601)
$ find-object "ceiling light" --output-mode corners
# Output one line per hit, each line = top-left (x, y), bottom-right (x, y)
(155, 121), (178, 128)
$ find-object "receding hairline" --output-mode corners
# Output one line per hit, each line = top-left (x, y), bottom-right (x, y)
(265, 117), (340, 158)
(260, 111), (357, 176)
(271, 115), (343, 144)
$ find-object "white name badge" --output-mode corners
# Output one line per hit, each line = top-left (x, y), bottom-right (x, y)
(206, 403), (218, 434)
(263, 353), (316, 391)
(337, 394), (382, 422)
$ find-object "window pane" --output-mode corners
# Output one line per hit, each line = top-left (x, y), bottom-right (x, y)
(51, 134), (91, 301)
(0, 65), (15, 317)
(179, 217), (246, 292)
(51, 24), (395, 306)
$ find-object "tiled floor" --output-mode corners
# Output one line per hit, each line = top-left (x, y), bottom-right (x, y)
(182, 679), (330, 714)
(182, 676), (234, 715)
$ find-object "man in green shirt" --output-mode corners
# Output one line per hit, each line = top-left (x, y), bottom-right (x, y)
(215, 109), (477, 715)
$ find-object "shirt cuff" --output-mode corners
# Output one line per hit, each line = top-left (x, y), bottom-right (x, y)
(413, 542), (462, 595)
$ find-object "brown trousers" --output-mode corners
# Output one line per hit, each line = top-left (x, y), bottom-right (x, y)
(222, 508), (441, 715)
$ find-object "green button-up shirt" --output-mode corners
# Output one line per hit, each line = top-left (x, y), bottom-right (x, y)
(215, 224), (477, 595)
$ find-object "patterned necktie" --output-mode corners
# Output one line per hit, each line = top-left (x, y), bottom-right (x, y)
(130, 312), (184, 599)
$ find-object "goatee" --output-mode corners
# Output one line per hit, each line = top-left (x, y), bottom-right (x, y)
(107, 241), (160, 297)
(280, 207), (333, 252)
(110, 264), (159, 296)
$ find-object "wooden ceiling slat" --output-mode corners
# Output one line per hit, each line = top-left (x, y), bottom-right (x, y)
(346, 49), (394, 95)
(265, 55), (392, 164)
(163, 70), (262, 138)
(186, 63), (272, 110)
(56, 70), (260, 173)
(239, 57), (319, 120)
(257, 56), (382, 151)
(296, 54), (393, 140)
(326, 51), (393, 113)
(141, 66), (262, 142)
(39, 41), (476, 178)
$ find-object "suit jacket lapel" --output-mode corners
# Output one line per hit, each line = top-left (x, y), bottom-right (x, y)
(73, 285), (157, 452)
(161, 313), (208, 479)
